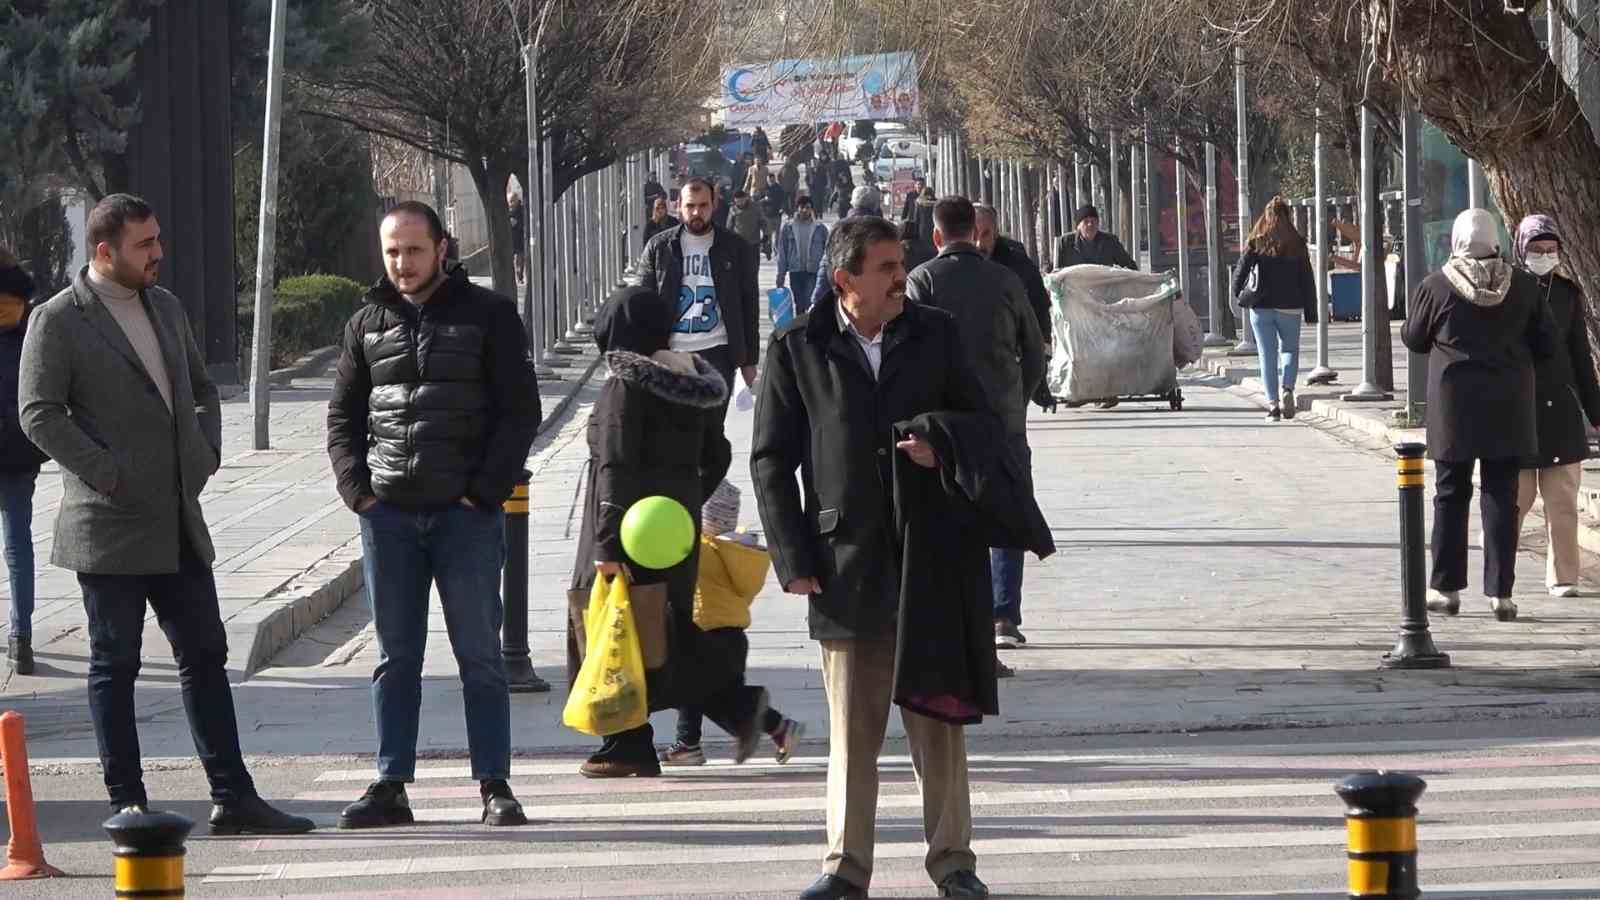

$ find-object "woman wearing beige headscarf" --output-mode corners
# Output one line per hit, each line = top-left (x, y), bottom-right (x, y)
(1401, 209), (1556, 622)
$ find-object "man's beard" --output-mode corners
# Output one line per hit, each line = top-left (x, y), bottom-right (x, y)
(111, 256), (158, 290)
(685, 216), (711, 235)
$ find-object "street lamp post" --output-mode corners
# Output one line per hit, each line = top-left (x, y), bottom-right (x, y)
(1343, 103), (1395, 402)
(1229, 45), (1258, 357)
(247, 0), (288, 451)
(1307, 101), (1338, 385)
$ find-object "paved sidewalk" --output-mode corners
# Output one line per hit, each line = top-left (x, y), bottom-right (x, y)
(1201, 320), (1600, 549)
(1, 336), (603, 745)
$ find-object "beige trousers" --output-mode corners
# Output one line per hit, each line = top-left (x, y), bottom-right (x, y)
(1517, 463), (1584, 588)
(819, 633), (975, 889)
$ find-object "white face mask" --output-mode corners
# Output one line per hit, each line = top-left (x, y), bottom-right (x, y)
(1526, 252), (1560, 276)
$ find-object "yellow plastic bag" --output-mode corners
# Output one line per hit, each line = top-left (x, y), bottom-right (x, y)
(562, 575), (649, 736)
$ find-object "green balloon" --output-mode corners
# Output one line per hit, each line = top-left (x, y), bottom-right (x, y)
(620, 496), (696, 570)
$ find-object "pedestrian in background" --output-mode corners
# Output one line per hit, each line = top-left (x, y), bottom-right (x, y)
(752, 126), (772, 164)
(909, 198), (1044, 665)
(0, 245), (45, 675)
(1054, 205), (1136, 270)
(762, 173), (789, 260)
(1401, 208), (1555, 623)
(830, 171), (855, 220)
(847, 184), (882, 219)
(728, 189), (765, 252)
(900, 175), (928, 222)
(1513, 214), (1600, 598)
(327, 201), (541, 829)
(777, 195), (829, 315)
(643, 172), (667, 215)
(644, 195), (679, 244)
(1232, 196), (1315, 421)
(508, 192), (526, 285)
(898, 218), (936, 274)
(20, 194), (313, 833)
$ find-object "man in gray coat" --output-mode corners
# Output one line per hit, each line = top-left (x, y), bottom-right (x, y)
(18, 194), (312, 834)
(906, 196), (1045, 658)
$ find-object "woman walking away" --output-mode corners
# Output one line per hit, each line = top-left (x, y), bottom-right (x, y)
(643, 195), (679, 243)
(1232, 196), (1315, 421)
(1401, 209), (1555, 622)
(0, 246), (45, 674)
(1513, 215), (1600, 599)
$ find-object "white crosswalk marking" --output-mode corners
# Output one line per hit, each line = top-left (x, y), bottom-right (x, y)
(191, 737), (1600, 897)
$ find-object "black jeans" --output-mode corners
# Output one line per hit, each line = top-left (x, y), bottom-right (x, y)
(1430, 458), (1521, 599)
(673, 629), (781, 745)
(78, 535), (254, 808)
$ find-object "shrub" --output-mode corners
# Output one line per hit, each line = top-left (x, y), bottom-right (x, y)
(238, 274), (364, 371)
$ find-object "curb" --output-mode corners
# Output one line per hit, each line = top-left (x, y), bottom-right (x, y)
(269, 345), (343, 387)
(235, 349), (606, 677)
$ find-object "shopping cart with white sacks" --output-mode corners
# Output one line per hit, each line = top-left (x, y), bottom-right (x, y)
(1043, 265), (1201, 412)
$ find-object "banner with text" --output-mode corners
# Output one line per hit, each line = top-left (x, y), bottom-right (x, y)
(721, 52), (920, 127)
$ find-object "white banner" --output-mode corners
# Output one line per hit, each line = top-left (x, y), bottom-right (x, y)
(721, 52), (920, 127)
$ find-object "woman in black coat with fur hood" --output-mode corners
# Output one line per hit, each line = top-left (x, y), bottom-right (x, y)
(567, 286), (765, 778)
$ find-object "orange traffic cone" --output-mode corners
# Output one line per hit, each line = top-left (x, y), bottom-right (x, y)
(0, 710), (63, 879)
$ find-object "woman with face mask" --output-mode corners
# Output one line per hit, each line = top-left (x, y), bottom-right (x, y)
(1512, 215), (1600, 599)
(1401, 209), (1556, 622)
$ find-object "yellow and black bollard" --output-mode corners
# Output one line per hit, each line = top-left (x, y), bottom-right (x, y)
(1381, 443), (1450, 669)
(1336, 771), (1426, 899)
(502, 469), (550, 693)
(103, 808), (192, 898)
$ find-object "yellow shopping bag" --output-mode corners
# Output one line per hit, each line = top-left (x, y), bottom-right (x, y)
(562, 575), (649, 736)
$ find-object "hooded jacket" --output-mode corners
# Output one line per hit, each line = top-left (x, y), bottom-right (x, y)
(1513, 215), (1600, 469)
(327, 263), (541, 511)
(693, 535), (771, 631)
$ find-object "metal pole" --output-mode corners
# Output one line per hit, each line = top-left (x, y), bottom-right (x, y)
(1382, 444), (1450, 668)
(1204, 141), (1232, 342)
(1090, 142), (1103, 218)
(1056, 161), (1069, 257)
(1230, 45), (1258, 357)
(1143, 118), (1158, 274)
(1401, 88), (1427, 425)
(1467, 159), (1486, 209)
(1177, 141), (1197, 334)
(1344, 104), (1394, 401)
(247, 0), (288, 451)
(1074, 151), (1085, 211)
(524, 47), (556, 378)
(1128, 138), (1141, 270)
(1308, 102), (1337, 384)
(1108, 128), (1120, 236)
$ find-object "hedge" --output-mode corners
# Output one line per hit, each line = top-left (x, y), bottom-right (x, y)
(238, 274), (364, 371)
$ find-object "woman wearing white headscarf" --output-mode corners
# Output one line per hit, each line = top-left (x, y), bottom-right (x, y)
(1512, 214), (1600, 598)
(1401, 209), (1556, 621)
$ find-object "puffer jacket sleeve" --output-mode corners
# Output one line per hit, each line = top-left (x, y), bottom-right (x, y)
(327, 313), (375, 510)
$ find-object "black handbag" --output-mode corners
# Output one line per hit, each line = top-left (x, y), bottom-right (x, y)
(1236, 262), (1261, 309)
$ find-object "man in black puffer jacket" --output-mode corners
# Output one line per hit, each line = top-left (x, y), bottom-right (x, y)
(326, 202), (541, 832)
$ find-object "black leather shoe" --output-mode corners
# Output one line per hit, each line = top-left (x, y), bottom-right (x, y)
(480, 779), (527, 826)
(937, 870), (989, 897)
(8, 634), (32, 675)
(337, 780), (415, 830)
(209, 795), (315, 835)
(799, 873), (866, 899)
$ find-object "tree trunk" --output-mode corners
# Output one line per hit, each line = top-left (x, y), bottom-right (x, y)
(469, 159), (518, 300)
(1369, 1), (1600, 310)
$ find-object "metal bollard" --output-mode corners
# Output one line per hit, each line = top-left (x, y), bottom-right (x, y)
(1381, 443), (1450, 669)
(502, 469), (549, 693)
(103, 808), (192, 899)
(1335, 771), (1426, 899)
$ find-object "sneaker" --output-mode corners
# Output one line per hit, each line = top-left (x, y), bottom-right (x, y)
(734, 689), (770, 764)
(1551, 584), (1581, 598)
(7, 634), (32, 675)
(1489, 596), (1518, 622)
(658, 742), (707, 767)
(480, 779), (527, 826)
(1282, 389), (1296, 419)
(994, 620), (1025, 650)
(1266, 405), (1282, 421)
(1426, 589), (1461, 616)
(996, 659), (1016, 679)
(770, 718), (805, 765)
(337, 781), (414, 830)
(1096, 399), (1120, 409)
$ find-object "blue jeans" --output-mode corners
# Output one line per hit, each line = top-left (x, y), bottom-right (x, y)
(991, 548), (1025, 625)
(360, 502), (510, 782)
(0, 469), (37, 637)
(1249, 308), (1303, 404)
(788, 271), (818, 315)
